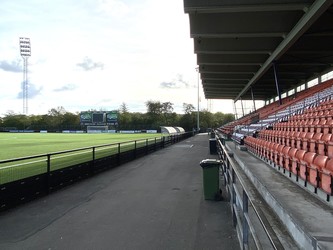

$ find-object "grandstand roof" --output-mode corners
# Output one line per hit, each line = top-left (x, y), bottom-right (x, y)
(184, 0), (333, 101)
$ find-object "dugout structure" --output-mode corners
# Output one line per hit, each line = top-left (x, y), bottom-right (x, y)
(161, 126), (185, 135)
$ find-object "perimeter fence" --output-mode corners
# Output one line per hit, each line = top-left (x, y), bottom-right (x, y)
(0, 132), (193, 212)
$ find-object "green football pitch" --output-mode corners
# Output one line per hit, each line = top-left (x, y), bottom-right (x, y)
(0, 132), (164, 184)
(0, 132), (162, 161)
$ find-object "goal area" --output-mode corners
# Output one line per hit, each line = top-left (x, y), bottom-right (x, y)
(87, 125), (109, 133)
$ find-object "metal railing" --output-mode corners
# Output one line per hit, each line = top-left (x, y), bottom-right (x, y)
(217, 137), (283, 250)
(0, 132), (193, 212)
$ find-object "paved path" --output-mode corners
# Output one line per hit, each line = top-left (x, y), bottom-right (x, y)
(0, 134), (239, 250)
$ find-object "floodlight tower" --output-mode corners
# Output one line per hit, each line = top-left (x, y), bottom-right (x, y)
(19, 37), (31, 114)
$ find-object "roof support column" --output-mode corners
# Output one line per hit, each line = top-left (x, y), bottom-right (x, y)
(233, 102), (238, 120)
(273, 62), (282, 105)
(250, 87), (256, 112)
(240, 98), (245, 117)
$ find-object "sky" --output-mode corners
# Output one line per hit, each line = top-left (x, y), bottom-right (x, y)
(0, 0), (236, 116)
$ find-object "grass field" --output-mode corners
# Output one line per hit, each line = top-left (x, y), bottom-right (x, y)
(0, 132), (162, 161)
(0, 132), (164, 184)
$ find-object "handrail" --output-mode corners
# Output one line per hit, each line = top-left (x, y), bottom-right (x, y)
(0, 133), (191, 164)
(216, 135), (284, 249)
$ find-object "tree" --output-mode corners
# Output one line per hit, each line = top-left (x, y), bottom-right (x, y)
(213, 112), (234, 127)
(183, 103), (195, 114)
(48, 106), (67, 116)
(118, 103), (131, 130)
(0, 102), (236, 132)
(119, 102), (129, 114)
(62, 112), (80, 130)
(161, 102), (174, 125)
(199, 109), (214, 131)
(47, 107), (67, 130)
(145, 100), (163, 128)
(2, 113), (30, 130)
(146, 100), (162, 115)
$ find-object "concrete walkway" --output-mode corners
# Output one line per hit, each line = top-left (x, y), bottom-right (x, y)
(0, 134), (239, 250)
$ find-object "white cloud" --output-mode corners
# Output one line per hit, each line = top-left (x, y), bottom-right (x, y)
(76, 57), (104, 71)
(0, 0), (234, 116)
(17, 82), (42, 99)
(0, 60), (22, 72)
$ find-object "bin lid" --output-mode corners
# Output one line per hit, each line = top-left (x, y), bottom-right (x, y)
(200, 159), (222, 168)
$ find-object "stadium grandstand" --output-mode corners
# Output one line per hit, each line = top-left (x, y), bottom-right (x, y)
(1, 2), (333, 250)
(184, 0), (333, 249)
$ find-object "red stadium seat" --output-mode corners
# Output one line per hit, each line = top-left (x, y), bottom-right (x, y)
(309, 119), (320, 133)
(272, 131), (280, 144)
(323, 119), (333, 134)
(308, 155), (329, 188)
(244, 136), (252, 152)
(320, 110), (330, 120)
(285, 148), (298, 173)
(258, 130), (266, 140)
(302, 132), (315, 151)
(276, 131), (284, 145)
(291, 149), (306, 176)
(296, 132), (307, 150)
(284, 131), (294, 147)
(286, 121), (294, 132)
(321, 159), (333, 195)
(317, 133), (333, 156)
(280, 131), (287, 146)
(327, 136), (333, 158)
(256, 139), (265, 156)
(316, 119), (327, 133)
(290, 132), (300, 148)
(297, 120), (304, 132)
(328, 110), (333, 120)
(299, 152), (317, 182)
(260, 140), (270, 158)
(274, 144), (285, 166)
(249, 137), (260, 154)
(268, 142), (279, 162)
(279, 146), (290, 173)
(309, 133), (323, 153)
(265, 130), (273, 142)
(262, 141), (271, 159)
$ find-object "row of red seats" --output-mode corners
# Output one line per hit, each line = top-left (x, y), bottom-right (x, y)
(303, 99), (333, 112)
(288, 110), (333, 122)
(288, 99), (333, 122)
(244, 136), (333, 195)
(272, 119), (333, 134)
(259, 86), (331, 120)
(258, 131), (333, 157)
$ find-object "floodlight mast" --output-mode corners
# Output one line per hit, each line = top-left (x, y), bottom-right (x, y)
(19, 37), (31, 115)
(196, 67), (200, 133)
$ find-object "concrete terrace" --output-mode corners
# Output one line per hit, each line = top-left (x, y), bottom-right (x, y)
(224, 140), (333, 250)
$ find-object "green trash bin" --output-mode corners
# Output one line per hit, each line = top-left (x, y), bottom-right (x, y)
(200, 159), (221, 200)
